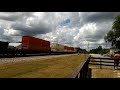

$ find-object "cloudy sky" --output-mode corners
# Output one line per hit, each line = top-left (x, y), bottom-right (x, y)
(0, 12), (120, 51)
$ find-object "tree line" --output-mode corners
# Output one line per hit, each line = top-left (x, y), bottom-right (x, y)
(90, 46), (109, 54)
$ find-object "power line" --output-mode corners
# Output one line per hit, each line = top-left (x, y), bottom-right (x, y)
(88, 42), (89, 51)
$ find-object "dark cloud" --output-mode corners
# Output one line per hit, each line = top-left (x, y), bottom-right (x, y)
(0, 12), (21, 21)
(0, 27), (14, 42)
(86, 12), (120, 22)
(80, 12), (120, 27)
(0, 35), (14, 42)
(85, 29), (107, 41)
(0, 27), (4, 34)
(0, 12), (34, 21)
(11, 22), (52, 36)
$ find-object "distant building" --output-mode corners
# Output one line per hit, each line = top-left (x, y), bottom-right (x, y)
(110, 49), (115, 55)
(109, 47), (120, 55)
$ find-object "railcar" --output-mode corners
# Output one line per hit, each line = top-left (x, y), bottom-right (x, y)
(21, 36), (51, 55)
(0, 41), (9, 56)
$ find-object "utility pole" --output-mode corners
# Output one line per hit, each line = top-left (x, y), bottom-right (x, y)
(106, 41), (107, 49)
(88, 42), (89, 52)
(104, 35), (107, 51)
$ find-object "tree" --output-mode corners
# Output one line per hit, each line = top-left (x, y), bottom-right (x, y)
(105, 30), (116, 46)
(97, 46), (102, 50)
(105, 15), (120, 49)
(90, 46), (104, 54)
(112, 15), (120, 38)
(112, 15), (120, 49)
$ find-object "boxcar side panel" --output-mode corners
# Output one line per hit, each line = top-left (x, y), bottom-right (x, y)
(22, 36), (50, 53)
(50, 43), (64, 52)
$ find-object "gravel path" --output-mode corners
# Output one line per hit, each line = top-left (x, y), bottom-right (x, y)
(0, 54), (75, 64)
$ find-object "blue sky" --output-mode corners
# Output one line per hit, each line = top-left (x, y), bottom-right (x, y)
(61, 18), (71, 26)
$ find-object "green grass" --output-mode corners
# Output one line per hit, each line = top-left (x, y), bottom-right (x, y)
(0, 54), (89, 78)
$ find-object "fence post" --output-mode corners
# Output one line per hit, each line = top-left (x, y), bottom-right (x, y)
(100, 59), (102, 69)
(80, 59), (90, 78)
(87, 68), (92, 78)
(114, 60), (115, 69)
(80, 67), (83, 78)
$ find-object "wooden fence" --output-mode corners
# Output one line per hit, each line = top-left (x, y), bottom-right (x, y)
(89, 57), (120, 69)
(66, 56), (120, 78)
(66, 56), (91, 78)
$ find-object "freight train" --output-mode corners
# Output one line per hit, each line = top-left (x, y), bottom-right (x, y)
(0, 36), (77, 57)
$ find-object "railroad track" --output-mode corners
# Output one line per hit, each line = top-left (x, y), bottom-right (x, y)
(0, 54), (76, 64)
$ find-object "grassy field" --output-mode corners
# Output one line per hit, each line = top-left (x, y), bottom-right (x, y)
(0, 54), (89, 78)
(89, 64), (120, 78)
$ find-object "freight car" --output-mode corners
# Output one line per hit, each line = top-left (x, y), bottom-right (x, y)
(50, 43), (64, 54)
(64, 45), (76, 53)
(0, 41), (9, 56)
(50, 43), (77, 54)
(21, 36), (51, 55)
(0, 41), (19, 57)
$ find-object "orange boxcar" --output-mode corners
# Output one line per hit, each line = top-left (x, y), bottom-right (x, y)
(22, 36), (50, 52)
(64, 45), (74, 52)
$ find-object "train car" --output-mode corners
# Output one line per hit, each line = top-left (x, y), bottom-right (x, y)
(66, 46), (77, 53)
(50, 43), (76, 54)
(69, 47), (74, 52)
(50, 43), (64, 53)
(0, 41), (17, 57)
(64, 46), (74, 52)
(22, 36), (51, 54)
(0, 41), (9, 55)
(74, 48), (77, 53)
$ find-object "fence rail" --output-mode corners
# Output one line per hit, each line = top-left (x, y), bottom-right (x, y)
(66, 56), (91, 78)
(90, 57), (120, 60)
(90, 57), (120, 69)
